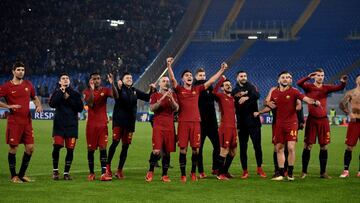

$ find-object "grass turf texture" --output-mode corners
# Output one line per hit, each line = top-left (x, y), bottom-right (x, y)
(0, 120), (359, 202)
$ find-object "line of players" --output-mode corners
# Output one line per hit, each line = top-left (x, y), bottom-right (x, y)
(0, 61), (359, 183)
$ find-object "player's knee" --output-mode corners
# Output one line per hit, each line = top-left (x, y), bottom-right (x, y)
(346, 145), (353, 151)
(152, 150), (161, 155)
(9, 145), (18, 154)
(220, 147), (229, 157)
(192, 148), (199, 154)
(320, 145), (327, 150)
(25, 145), (34, 154)
(180, 147), (187, 154)
(229, 149), (236, 157)
(304, 144), (312, 150)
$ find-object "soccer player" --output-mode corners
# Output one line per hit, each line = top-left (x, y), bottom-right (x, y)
(106, 72), (155, 179)
(297, 69), (347, 179)
(339, 74), (360, 178)
(83, 72), (115, 181)
(145, 76), (179, 182)
(193, 68), (220, 178)
(0, 61), (42, 183)
(254, 71), (320, 181)
(212, 76), (237, 180)
(232, 71), (266, 179)
(49, 73), (83, 180)
(167, 57), (228, 182)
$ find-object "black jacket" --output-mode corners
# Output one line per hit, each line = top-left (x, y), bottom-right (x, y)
(194, 80), (218, 127)
(49, 87), (83, 137)
(112, 85), (150, 132)
(232, 82), (261, 128)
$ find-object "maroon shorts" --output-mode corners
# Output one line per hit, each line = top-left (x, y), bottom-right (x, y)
(113, 127), (133, 144)
(6, 122), (34, 146)
(86, 125), (109, 150)
(53, 135), (77, 149)
(152, 127), (176, 152)
(218, 126), (237, 149)
(304, 116), (330, 145)
(177, 121), (201, 148)
(345, 121), (360, 146)
(274, 122), (298, 144)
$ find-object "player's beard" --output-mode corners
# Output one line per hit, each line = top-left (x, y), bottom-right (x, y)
(280, 82), (288, 88)
(15, 76), (23, 80)
(224, 89), (232, 94)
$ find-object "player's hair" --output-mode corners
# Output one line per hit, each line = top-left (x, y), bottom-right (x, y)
(356, 73), (360, 78)
(221, 79), (231, 87)
(121, 72), (131, 80)
(58, 72), (69, 80)
(315, 68), (324, 73)
(90, 72), (100, 78)
(278, 71), (291, 78)
(236, 70), (246, 76)
(195, 67), (205, 75)
(181, 69), (192, 78)
(12, 61), (25, 70)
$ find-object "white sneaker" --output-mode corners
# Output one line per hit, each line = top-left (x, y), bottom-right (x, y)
(339, 170), (349, 178)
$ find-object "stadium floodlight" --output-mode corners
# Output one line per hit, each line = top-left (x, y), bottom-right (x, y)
(268, 36), (278, 39)
(248, 36), (258, 39)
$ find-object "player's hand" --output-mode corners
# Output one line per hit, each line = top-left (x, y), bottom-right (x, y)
(308, 72), (317, 78)
(234, 91), (248, 98)
(299, 123), (304, 130)
(166, 57), (174, 67)
(107, 73), (114, 84)
(266, 101), (277, 109)
(149, 83), (156, 90)
(8, 104), (21, 110)
(340, 75), (348, 83)
(221, 62), (228, 71)
(253, 112), (260, 117)
(117, 80), (123, 89)
(60, 87), (66, 93)
(64, 92), (70, 100)
(35, 105), (43, 113)
(313, 100), (321, 106)
(238, 96), (249, 104)
(89, 79), (95, 90)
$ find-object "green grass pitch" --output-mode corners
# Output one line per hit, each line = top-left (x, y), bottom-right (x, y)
(0, 120), (359, 202)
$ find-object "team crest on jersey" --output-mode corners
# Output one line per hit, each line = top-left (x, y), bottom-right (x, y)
(100, 92), (104, 96)
(192, 91), (196, 94)
(25, 87), (29, 91)
(134, 91), (137, 95)
(286, 95), (290, 99)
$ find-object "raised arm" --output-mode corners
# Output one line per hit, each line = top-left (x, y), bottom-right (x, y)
(166, 57), (178, 88)
(204, 62), (228, 90)
(108, 73), (119, 99)
(326, 75), (347, 93)
(297, 72), (314, 90)
(339, 90), (351, 114)
(84, 80), (95, 108)
(212, 75), (226, 95)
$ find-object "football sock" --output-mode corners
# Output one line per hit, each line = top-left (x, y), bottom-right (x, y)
(279, 168), (285, 176)
(191, 153), (198, 173)
(162, 153), (170, 176)
(8, 153), (16, 177)
(218, 155), (226, 174)
(179, 153), (186, 176)
(18, 152), (32, 177)
(344, 150), (352, 170)
(100, 149), (107, 174)
(52, 145), (61, 170)
(319, 149), (328, 174)
(255, 145), (263, 168)
(149, 152), (161, 172)
(284, 147), (289, 172)
(64, 148), (74, 173)
(302, 148), (311, 173)
(198, 147), (204, 173)
(87, 150), (95, 174)
(224, 154), (234, 174)
(288, 165), (294, 177)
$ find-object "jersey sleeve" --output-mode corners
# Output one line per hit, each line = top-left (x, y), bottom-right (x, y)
(294, 88), (305, 100)
(106, 87), (113, 98)
(149, 93), (158, 105)
(83, 89), (90, 101)
(195, 84), (205, 93)
(0, 83), (8, 97)
(325, 82), (346, 93)
(28, 81), (36, 99)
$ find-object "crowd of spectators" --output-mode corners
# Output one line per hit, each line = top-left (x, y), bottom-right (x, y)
(0, 0), (188, 96)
